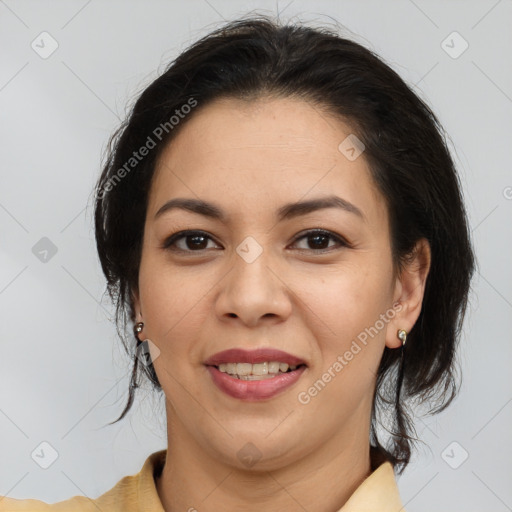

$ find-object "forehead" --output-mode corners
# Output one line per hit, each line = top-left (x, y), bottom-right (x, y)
(149, 96), (387, 229)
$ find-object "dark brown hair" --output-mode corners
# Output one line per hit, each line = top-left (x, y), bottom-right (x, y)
(94, 15), (476, 474)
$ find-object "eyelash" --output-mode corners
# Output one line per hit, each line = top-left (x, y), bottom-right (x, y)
(161, 229), (350, 254)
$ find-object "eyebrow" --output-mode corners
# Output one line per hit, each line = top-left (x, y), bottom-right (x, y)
(154, 195), (365, 223)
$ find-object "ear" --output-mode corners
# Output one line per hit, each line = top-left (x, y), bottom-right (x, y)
(386, 238), (431, 349)
(131, 289), (141, 318)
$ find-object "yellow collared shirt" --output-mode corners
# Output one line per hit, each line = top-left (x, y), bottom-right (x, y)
(0, 449), (405, 511)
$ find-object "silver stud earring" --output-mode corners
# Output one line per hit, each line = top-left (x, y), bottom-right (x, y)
(134, 322), (144, 346)
(397, 329), (407, 346)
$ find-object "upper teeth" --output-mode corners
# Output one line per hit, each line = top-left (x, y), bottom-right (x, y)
(218, 362), (297, 376)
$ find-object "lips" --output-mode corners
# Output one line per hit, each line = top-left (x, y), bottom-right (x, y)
(203, 348), (307, 367)
(204, 348), (308, 401)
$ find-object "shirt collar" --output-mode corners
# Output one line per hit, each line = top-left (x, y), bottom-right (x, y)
(137, 449), (166, 512)
(338, 459), (405, 511)
(137, 448), (405, 512)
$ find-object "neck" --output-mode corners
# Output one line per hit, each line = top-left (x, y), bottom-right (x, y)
(156, 412), (374, 512)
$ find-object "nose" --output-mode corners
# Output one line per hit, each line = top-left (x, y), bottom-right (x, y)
(214, 244), (293, 328)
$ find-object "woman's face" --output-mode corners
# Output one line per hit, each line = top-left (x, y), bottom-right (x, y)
(133, 96), (421, 470)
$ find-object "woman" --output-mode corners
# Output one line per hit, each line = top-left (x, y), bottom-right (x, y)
(0, 14), (475, 512)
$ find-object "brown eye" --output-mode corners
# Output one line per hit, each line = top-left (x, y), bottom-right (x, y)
(163, 231), (220, 252)
(291, 230), (348, 252)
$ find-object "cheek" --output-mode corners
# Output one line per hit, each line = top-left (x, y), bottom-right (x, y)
(138, 259), (208, 354)
(299, 262), (384, 335)
(300, 262), (391, 382)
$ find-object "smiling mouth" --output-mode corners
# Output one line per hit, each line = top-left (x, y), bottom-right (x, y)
(211, 361), (307, 381)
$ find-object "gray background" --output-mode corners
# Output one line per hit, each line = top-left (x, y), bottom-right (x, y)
(1, 1), (511, 510)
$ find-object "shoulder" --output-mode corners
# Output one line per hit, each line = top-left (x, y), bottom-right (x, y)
(0, 449), (167, 512)
(0, 495), (97, 511)
(0, 474), (139, 512)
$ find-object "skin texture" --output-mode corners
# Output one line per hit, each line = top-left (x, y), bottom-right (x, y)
(132, 96), (431, 512)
